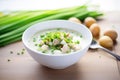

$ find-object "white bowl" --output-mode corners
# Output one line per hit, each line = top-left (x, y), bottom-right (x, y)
(22, 20), (92, 69)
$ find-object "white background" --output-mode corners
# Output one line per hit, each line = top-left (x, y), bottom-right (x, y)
(0, 0), (120, 11)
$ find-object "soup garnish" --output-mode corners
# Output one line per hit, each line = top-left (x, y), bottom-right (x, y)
(29, 28), (83, 55)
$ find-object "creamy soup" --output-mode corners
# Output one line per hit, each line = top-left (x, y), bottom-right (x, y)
(29, 28), (84, 55)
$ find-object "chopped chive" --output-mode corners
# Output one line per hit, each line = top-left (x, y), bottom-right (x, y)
(35, 44), (38, 46)
(7, 59), (11, 62)
(65, 38), (72, 43)
(51, 49), (54, 53)
(66, 51), (70, 53)
(17, 53), (20, 55)
(80, 35), (82, 38)
(51, 51), (54, 54)
(22, 48), (25, 51)
(42, 51), (46, 53)
(10, 51), (13, 54)
(39, 44), (42, 47)
(56, 28), (60, 30)
(21, 51), (24, 55)
(33, 38), (36, 42)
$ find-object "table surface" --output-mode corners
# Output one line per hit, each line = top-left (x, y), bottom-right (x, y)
(0, 11), (120, 80)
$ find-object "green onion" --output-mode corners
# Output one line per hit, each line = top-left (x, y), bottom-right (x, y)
(75, 40), (80, 44)
(7, 59), (11, 62)
(10, 51), (13, 54)
(0, 5), (103, 47)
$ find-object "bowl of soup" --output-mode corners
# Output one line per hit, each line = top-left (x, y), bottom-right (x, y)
(22, 20), (92, 69)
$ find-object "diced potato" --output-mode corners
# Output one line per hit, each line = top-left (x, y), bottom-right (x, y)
(61, 40), (67, 45)
(72, 44), (81, 51)
(53, 39), (60, 45)
(41, 44), (49, 51)
(67, 33), (73, 39)
(68, 43), (75, 48)
(61, 44), (70, 53)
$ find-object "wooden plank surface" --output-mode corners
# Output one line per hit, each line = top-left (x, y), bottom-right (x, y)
(0, 12), (120, 80)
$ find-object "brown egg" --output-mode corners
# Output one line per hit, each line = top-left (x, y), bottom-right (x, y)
(89, 23), (100, 37)
(99, 36), (113, 48)
(68, 17), (82, 24)
(84, 17), (96, 28)
(104, 29), (118, 41)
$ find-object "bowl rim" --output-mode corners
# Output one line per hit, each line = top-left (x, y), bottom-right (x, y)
(22, 20), (92, 57)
